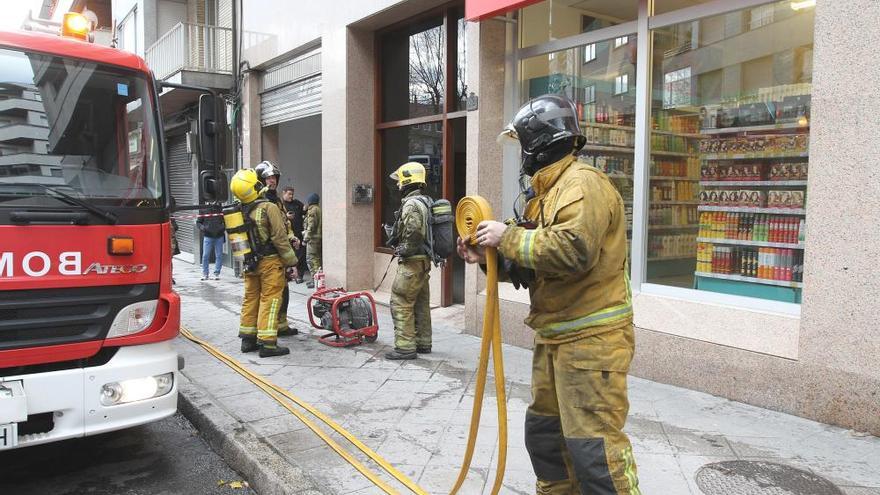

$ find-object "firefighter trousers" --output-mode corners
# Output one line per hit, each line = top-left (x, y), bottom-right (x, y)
(239, 256), (286, 346)
(306, 241), (322, 275)
(390, 257), (431, 351)
(525, 323), (640, 495)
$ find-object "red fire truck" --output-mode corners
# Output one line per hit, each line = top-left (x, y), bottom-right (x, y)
(0, 14), (226, 449)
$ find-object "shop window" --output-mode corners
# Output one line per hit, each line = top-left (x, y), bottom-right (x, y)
(646, 0), (815, 304)
(520, 1), (637, 49)
(380, 17), (445, 122)
(519, 36), (637, 254)
(379, 123), (444, 234)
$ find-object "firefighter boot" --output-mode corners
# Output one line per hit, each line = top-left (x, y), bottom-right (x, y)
(259, 344), (291, 358)
(277, 327), (299, 336)
(384, 348), (417, 360)
(240, 336), (260, 353)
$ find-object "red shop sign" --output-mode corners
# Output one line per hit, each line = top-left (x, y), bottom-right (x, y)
(465, 0), (543, 21)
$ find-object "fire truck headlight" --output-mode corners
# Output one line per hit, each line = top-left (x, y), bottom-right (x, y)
(100, 373), (174, 406)
(107, 300), (158, 338)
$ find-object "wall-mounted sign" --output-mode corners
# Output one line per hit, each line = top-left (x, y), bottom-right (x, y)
(465, 0), (542, 21)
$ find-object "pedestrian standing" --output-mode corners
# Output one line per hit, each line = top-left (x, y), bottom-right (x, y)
(197, 204), (226, 280)
(384, 162), (432, 360)
(282, 186), (306, 283)
(303, 192), (322, 288)
(458, 95), (640, 494)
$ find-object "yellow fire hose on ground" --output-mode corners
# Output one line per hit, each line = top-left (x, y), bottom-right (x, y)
(179, 195), (508, 494)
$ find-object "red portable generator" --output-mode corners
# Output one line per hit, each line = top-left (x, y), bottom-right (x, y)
(307, 287), (379, 347)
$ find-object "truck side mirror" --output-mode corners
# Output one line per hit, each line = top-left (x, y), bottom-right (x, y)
(197, 93), (228, 203)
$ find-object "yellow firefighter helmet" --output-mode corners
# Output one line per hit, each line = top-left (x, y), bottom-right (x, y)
(230, 168), (266, 204)
(389, 161), (427, 190)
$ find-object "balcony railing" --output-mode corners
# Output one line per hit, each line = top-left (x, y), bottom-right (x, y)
(145, 22), (232, 80)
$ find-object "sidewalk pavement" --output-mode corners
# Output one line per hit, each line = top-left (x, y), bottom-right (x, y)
(172, 260), (880, 495)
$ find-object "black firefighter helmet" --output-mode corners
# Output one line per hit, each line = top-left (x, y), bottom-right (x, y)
(499, 94), (586, 176)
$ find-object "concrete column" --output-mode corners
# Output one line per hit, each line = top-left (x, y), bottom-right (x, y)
(321, 27), (376, 289)
(797, 0), (880, 428)
(240, 72), (262, 169)
(464, 19), (508, 338)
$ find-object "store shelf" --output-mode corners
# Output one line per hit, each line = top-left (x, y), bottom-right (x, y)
(700, 180), (808, 187)
(696, 237), (805, 249)
(702, 152), (809, 160)
(700, 122), (809, 135)
(581, 121), (633, 131)
(695, 271), (803, 288)
(648, 255), (694, 262)
(628, 224), (699, 231)
(651, 129), (705, 139)
(582, 144), (634, 154)
(651, 150), (699, 158)
(652, 176), (701, 181)
(698, 206), (806, 215)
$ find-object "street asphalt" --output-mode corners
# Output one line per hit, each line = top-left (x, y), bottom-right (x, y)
(0, 413), (255, 495)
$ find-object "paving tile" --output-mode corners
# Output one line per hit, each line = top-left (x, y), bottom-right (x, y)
(632, 452), (692, 495)
(248, 413), (309, 438)
(269, 428), (329, 455)
(426, 441), (496, 469)
(217, 390), (291, 423)
(376, 432), (434, 466)
(481, 469), (535, 495)
(666, 432), (736, 457)
(418, 465), (487, 495)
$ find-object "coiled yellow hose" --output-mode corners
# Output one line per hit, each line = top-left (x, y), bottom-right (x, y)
(450, 196), (508, 495)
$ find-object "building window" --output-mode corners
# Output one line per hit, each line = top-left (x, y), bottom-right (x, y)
(614, 36), (629, 48)
(614, 74), (629, 95)
(118, 8), (138, 54)
(376, 6), (466, 252)
(663, 67), (692, 108)
(647, 0), (814, 304)
(583, 43), (596, 63)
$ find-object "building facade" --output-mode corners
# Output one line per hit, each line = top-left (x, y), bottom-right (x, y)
(233, 0), (879, 434)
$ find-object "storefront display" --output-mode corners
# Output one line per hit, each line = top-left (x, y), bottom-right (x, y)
(646, 0), (814, 302)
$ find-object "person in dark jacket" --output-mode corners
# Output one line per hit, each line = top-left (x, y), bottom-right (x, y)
(198, 204), (226, 280)
(282, 186), (306, 283)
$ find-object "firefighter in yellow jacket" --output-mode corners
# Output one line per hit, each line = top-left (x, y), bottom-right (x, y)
(230, 168), (299, 358)
(458, 95), (640, 494)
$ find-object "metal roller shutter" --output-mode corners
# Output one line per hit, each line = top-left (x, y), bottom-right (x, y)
(167, 134), (195, 256)
(260, 50), (322, 127)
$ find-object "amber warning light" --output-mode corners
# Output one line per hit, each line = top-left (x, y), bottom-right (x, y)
(109, 237), (135, 256)
(61, 12), (93, 42)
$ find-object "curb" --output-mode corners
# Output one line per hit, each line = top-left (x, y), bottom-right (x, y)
(177, 373), (328, 495)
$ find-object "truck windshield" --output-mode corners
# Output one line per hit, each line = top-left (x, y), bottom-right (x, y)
(0, 47), (162, 209)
